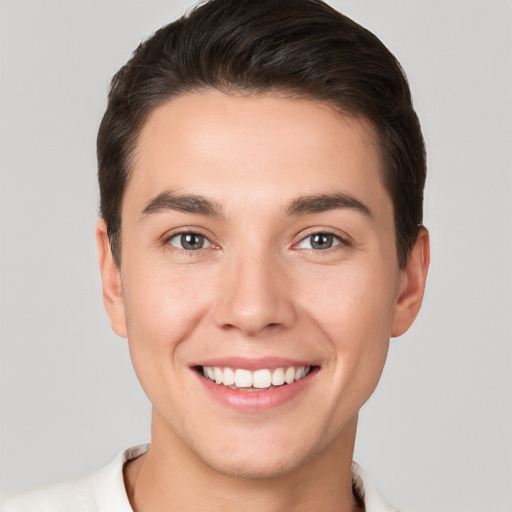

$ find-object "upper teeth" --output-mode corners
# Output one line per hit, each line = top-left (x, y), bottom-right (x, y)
(202, 366), (311, 389)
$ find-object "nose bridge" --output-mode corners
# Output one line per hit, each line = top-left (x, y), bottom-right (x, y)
(214, 243), (296, 336)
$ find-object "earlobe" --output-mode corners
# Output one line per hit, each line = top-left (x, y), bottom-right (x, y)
(391, 227), (430, 338)
(95, 219), (128, 338)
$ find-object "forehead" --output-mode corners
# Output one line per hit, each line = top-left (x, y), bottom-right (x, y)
(126, 91), (389, 218)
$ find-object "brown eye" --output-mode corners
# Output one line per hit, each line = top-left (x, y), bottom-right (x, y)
(168, 232), (212, 250)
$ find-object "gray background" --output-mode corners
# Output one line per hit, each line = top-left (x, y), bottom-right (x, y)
(1, 1), (510, 511)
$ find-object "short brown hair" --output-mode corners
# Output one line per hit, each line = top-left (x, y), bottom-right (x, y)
(98, 0), (426, 268)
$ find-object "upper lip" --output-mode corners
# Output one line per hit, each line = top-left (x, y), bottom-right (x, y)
(191, 356), (317, 371)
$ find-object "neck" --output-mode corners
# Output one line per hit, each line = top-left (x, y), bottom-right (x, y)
(124, 411), (361, 512)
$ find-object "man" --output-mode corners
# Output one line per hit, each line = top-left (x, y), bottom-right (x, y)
(0, 0), (429, 510)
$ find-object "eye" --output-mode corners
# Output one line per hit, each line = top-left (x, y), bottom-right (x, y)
(168, 232), (213, 250)
(296, 232), (341, 250)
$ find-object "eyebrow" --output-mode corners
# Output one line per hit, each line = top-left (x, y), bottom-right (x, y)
(285, 192), (373, 218)
(140, 191), (223, 220)
(140, 190), (371, 220)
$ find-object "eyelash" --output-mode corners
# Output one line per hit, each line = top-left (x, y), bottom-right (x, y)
(164, 229), (349, 253)
(165, 230), (216, 252)
(293, 230), (349, 252)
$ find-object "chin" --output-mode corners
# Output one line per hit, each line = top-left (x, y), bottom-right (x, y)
(188, 428), (324, 480)
(200, 449), (308, 480)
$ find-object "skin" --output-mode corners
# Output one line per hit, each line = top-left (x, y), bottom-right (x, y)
(97, 91), (429, 512)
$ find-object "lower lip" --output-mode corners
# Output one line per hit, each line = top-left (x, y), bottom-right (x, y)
(195, 369), (317, 412)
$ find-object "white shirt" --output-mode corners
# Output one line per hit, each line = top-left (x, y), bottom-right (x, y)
(0, 445), (399, 511)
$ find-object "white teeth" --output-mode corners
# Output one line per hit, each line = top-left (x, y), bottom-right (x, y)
(214, 367), (223, 384)
(234, 369), (252, 388)
(285, 367), (295, 384)
(271, 367), (285, 386)
(253, 369), (272, 389)
(201, 365), (311, 389)
(223, 367), (235, 386)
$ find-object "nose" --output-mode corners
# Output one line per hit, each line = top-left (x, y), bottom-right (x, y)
(212, 250), (297, 337)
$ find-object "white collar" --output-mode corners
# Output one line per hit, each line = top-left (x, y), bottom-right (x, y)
(1, 444), (398, 511)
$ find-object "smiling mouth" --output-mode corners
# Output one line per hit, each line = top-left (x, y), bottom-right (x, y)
(197, 365), (314, 391)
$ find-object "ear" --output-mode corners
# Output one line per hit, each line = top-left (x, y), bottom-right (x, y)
(96, 218), (128, 338)
(391, 227), (430, 337)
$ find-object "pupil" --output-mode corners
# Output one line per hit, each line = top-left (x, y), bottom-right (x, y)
(182, 233), (204, 250)
(311, 233), (333, 250)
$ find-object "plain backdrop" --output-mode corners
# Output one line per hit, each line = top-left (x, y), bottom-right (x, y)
(1, 1), (511, 511)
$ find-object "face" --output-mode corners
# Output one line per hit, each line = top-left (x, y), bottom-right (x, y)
(98, 91), (428, 478)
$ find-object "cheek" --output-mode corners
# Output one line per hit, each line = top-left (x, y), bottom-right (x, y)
(123, 257), (211, 333)
(120, 272), (208, 424)
(309, 260), (398, 336)
(307, 262), (397, 398)
(120, 262), (212, 382)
